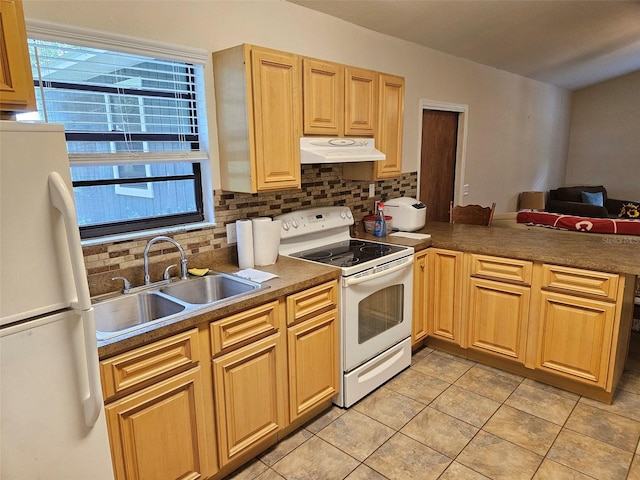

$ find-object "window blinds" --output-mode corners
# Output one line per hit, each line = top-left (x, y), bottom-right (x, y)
(28, 38), (203, 157)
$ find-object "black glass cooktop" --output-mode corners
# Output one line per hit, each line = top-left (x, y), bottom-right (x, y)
(290, 239), (407, 268)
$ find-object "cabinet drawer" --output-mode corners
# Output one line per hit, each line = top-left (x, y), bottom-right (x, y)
(211, 300), (280, 355)
(286, 281), (338, 326)
(470, 254), (532, 284)
(100, 329), (199, 401)
(542, 265), (619, 301)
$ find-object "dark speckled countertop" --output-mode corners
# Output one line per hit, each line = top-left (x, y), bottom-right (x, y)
(98, 221), (638, 359)
(358, 222), (640, 275)
(97, 255), (341, 359)
(424, 222), (639, 275)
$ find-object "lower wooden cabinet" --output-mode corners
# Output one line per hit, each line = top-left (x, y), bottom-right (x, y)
(428, 248), (464, 345)
(101, 329), (213, 480)
(213, 332), (285, 467)
(536, 290), (616, 387)
(105, 367), (209, 480)
(101, 280), (341, 478)
(422, 250), (632, 402)
(286, 280), (339, 422)
(467, 277), (530, 363)
(287, 311), (337, 420)
(412, 249), (429, 346)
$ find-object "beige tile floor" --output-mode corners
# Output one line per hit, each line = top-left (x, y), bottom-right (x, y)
(226, 332), (640, 480)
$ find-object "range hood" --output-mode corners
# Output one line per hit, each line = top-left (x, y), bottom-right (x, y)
(300, 137), (385, 164)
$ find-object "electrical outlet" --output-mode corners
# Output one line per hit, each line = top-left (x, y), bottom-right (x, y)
(464, 184), (470, 196)
(369, 183), (375, 198)
(226, 223), (237, 244)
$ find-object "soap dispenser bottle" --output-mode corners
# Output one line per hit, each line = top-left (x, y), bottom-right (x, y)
(374, 202), (387, 237)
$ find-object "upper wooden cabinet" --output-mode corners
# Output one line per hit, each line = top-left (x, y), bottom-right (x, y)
(374, 73), (404, 179)
(302, 59), (405, 180)
(302, 58), (343, 136)
(342, 71), (404, 180)
(344, 66), (377, 136)
(0, 0), (36, 115)
(213, 44), (301, 193)
(214, 44), (405, 191)
(301, 60), (379, 138)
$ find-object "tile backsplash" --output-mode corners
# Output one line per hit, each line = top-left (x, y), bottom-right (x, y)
(84, 164), (417, 294)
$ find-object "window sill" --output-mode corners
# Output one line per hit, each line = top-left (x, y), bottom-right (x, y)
(81, 221), (217, 247)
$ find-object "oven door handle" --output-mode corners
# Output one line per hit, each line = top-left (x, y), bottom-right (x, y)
(343, 259), (412, 287)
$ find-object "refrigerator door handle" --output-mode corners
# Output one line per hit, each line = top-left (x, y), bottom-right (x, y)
(48, 172), (104, 427)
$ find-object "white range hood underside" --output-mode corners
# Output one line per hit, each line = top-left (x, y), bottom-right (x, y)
(300, 137), (385, 164)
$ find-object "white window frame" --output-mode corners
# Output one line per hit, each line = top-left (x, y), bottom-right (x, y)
(25, 21), (216, 245)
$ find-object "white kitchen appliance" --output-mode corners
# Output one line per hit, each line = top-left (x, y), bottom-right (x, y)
(299, 137), (385, 164)
(275, 206), (413, 407)
(0, 121), (114, 479)
(384, 197), (427, 232)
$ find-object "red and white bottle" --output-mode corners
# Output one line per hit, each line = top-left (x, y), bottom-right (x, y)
(374, 203), (387, 237)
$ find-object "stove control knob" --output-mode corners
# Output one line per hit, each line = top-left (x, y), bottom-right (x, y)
(340, 210), (347, 219)
(291, 219), (299, 228)
(282, 220), (290, 231)
(345, 210), (352, 219)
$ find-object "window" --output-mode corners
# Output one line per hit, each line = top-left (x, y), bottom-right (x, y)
(23, 38), (209, 239)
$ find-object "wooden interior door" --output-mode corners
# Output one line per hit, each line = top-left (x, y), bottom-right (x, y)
(420, 110), (459, 222)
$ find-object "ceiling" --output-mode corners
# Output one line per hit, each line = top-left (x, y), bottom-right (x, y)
(287, 0), (640, 90)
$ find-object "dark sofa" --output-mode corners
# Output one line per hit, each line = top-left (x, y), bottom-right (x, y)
(546, 185), (635, 218)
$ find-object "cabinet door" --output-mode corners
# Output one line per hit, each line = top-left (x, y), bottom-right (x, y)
(537, 291), (615, 387)
(302, 58), (343, 135)
(251, 47), (301, 191)
(468, 278), (530, 363)
(428, 249), (464, 344)
(213, 333), (284, 466)
(375, 73), (404, 179)
(0, 0), (36, 112)
(344, 66), (377, 136)
(287, 310), (338, 421)
(412, 249), (429, 346)
(105, 367), (209, 480)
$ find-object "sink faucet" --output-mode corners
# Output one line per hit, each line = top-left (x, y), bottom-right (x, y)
(143, 236), (188, 285)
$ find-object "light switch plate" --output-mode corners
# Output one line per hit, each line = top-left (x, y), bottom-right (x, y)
(369, 183), (375, 198)
(226, 223), (237, 244)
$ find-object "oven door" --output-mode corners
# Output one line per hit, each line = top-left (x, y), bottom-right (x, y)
(342, 256), (413, 372)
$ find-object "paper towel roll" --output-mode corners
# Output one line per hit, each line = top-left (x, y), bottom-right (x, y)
(252, 217), (282, 266)
(236, 219), (254, 269)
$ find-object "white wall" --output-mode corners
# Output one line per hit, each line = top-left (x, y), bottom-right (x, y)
(23, 0), (572, 213)
(565, 70), (640, 201)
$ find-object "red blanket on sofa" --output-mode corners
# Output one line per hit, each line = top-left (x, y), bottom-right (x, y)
(516, 211), (640, 236)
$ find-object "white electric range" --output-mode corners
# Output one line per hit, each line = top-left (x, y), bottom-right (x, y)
(276, 206), (414, 407)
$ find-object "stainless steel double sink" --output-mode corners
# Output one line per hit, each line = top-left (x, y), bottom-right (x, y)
(93, 273), (265, 341)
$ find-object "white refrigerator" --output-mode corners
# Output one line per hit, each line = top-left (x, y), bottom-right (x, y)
(0, 121), (114, 479)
